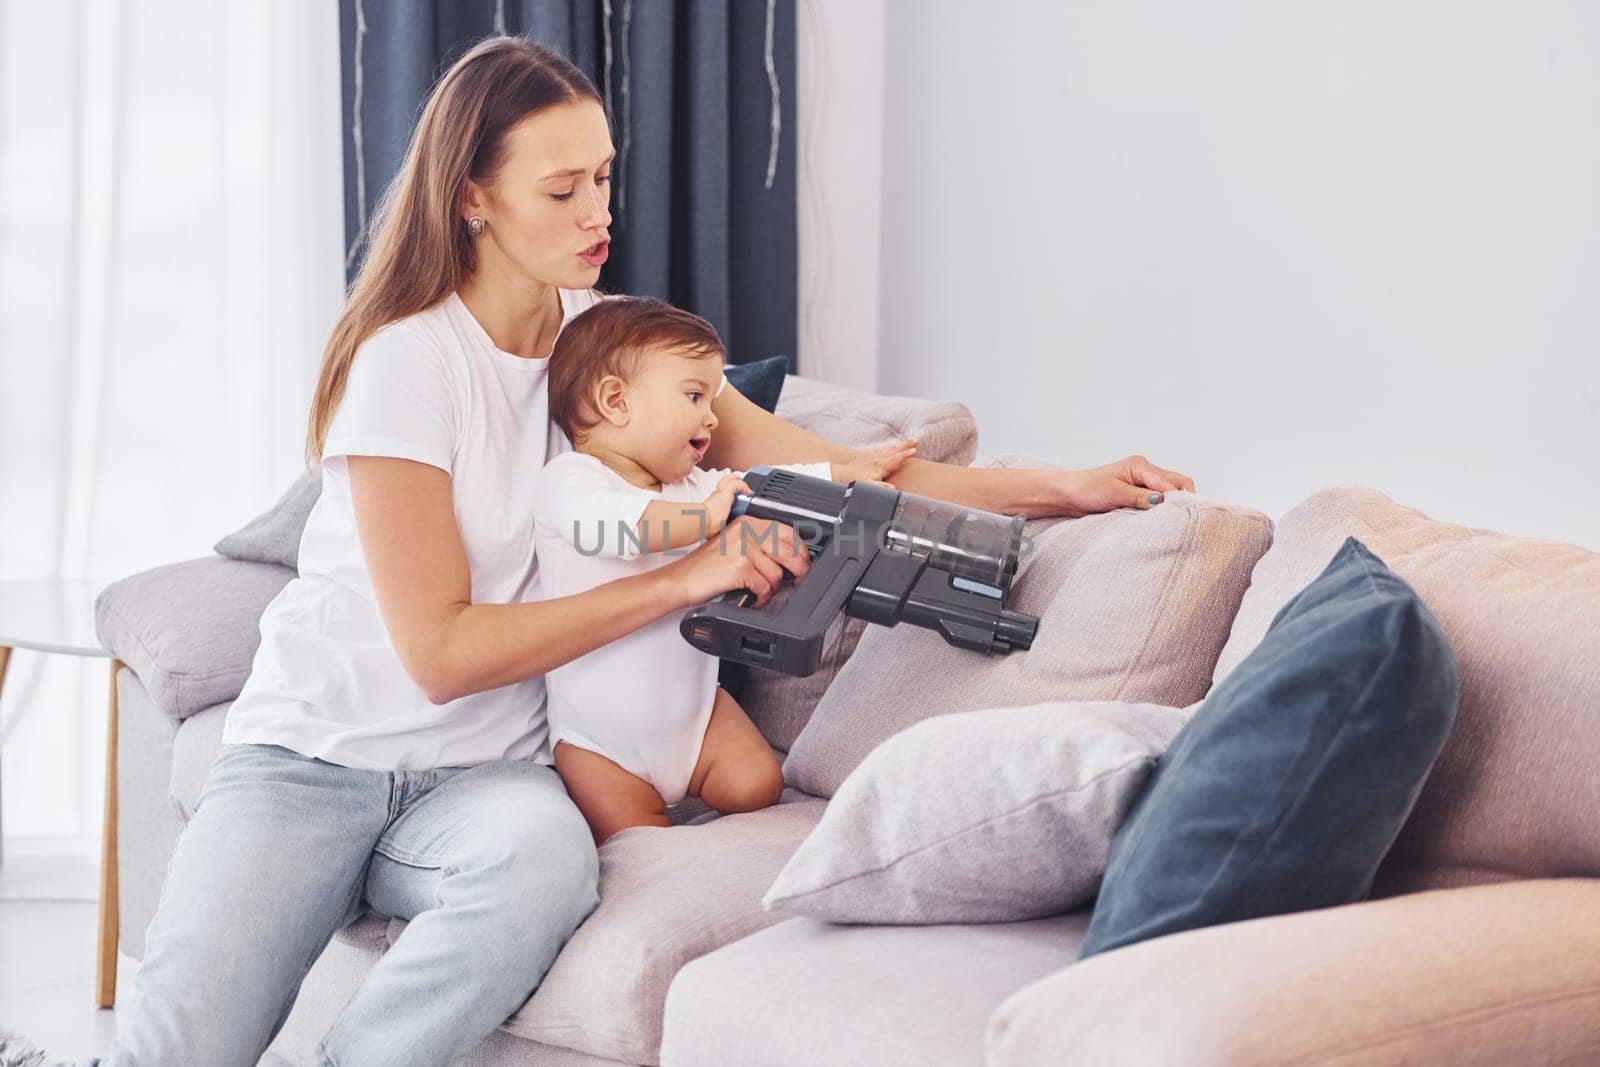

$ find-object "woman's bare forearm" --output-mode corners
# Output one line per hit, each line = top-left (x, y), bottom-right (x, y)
(428, 567), (690, 703)
(886, 457), (1073, 518)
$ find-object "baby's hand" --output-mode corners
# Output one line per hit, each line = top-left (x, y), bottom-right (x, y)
(704, 473), (751, 534)
(832, 439), (918, 486)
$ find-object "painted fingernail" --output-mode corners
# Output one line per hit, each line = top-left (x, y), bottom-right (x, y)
(1149, 493), (1164, 506)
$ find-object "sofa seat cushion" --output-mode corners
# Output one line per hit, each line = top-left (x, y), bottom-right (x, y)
(94, 555), (295, 720)
(375, 798), (825, 1065)
(659, 911), (1091, 1067)
(987, 879), (1600, 1067)
(1211, 487), (1600, 895)
(785, 467), (1273, 798)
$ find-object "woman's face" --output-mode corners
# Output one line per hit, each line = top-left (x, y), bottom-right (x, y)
(466, 99), (614, 291)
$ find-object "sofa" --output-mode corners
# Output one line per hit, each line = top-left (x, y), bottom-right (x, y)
(93, 374), (1600, 1066)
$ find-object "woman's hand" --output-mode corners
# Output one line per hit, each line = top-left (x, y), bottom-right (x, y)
(832, 439), (918, 485)
(663, 516), (811, 609)
(1055, 454), (1196, 518)
(702, 473), (751, 535)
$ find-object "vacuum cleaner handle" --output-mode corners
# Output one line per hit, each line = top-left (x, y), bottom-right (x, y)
(682, 546), (872, 676)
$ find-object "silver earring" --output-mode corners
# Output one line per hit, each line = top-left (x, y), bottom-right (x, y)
(467, 216), (486, 237)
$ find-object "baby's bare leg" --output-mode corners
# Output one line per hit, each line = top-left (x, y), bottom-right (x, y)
(687, 687), (784, 815)
(553, 740), (671, 846)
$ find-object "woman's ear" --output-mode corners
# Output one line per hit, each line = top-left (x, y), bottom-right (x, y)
(459, 177), (488, 224)
(595, 375), (630, 428)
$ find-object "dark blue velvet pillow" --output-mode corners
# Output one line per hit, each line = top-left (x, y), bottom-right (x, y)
(723, 355), (790, 413)
(1077, 536), (1460, 959)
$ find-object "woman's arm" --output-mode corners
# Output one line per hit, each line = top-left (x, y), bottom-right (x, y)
(705, 382), (1196, 518)
(884, 455), (1195, 519)
(349, 456), (675, 703)
(348, 455), (809, 704)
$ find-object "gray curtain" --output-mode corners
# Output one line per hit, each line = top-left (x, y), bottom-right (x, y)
(338, 0), (797, 369)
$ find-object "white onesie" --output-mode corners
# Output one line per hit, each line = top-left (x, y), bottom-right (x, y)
(533, 452), (830, 804)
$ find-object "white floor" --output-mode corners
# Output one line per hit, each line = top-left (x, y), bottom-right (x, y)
(0, 837), (128, 1062)
(0, 836), (295, 1065)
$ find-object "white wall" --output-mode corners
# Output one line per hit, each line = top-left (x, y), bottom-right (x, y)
(806, 0), (1600, 549)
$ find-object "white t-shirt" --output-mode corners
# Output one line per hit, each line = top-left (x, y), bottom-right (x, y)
(533, 452), (829, 804)
(222, 288), (603, 771)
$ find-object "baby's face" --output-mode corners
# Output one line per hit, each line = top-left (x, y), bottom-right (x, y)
(617, 345), (723, 483)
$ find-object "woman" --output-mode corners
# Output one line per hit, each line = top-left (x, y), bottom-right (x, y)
(98, 37), (1193, 1066)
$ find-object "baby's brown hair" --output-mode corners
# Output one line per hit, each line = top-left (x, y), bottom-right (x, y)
(548, 296), (724, 443)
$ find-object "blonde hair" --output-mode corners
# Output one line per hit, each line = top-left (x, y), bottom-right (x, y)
(304, 37), (601, 468)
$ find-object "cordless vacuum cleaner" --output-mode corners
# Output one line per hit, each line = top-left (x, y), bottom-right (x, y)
(680, 466), (1038, 677)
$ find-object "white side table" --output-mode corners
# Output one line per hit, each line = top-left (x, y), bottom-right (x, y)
(0, 578), (123, 1008)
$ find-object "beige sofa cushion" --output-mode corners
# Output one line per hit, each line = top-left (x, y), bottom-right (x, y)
(1210, 487), (1600, 895)
(783, 478), (1272, 798)
(987, 879), (1600, 1067)
(738, 376), (980, 752)
(661, 911), (1090, 1067)
(491, 799), (823, 1065)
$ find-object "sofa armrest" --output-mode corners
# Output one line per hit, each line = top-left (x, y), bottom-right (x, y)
(987, 879), (1600, 1066)
(95, 555), (295, 721)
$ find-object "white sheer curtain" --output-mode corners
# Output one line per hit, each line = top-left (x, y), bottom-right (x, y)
(0, 0), (344, 852)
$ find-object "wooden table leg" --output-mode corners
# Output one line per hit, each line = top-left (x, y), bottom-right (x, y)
(96, 657), (121, 1009)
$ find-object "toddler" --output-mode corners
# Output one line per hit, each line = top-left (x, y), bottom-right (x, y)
(536, 296), (913, 844)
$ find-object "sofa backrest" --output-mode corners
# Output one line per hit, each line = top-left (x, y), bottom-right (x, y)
(774, 374), (980, 467)
(1212, 486), (1600, 895)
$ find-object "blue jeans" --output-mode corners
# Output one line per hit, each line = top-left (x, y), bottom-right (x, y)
(95, 742), (600, 1066)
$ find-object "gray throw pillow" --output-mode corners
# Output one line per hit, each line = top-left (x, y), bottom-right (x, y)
(762, 700), (1189, 925)
(213, 473), (321, 571)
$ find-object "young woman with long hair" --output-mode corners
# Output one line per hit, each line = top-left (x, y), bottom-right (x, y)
(89, 36), (1191, 1065)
